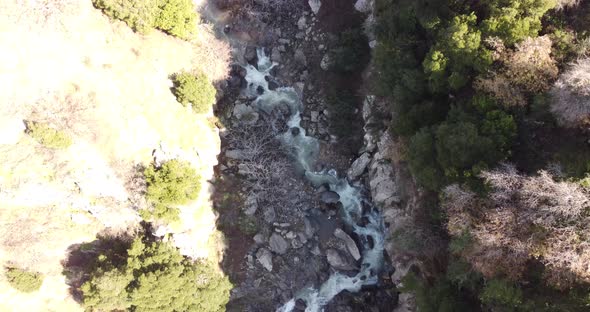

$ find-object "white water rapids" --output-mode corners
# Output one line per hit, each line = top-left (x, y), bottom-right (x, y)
(243, 49), (386, 312)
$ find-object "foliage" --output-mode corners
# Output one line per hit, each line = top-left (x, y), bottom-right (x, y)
(407, 128), (444, 191)
(172, 72), (217, 113)
(400, 272), (471, 312)
(80, 237), (232, 312)
(550, 57), (590, 127)
(25, 121), (72, 149)
(5, 267), (44, 293)
(92, 0), (197, 39)
(143, 159), (200, 222)
(482, 0), (557, 45)
(479, 279), (523, 309)
(329, 28), (369, 73)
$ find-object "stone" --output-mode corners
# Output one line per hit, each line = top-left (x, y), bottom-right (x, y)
(294, 82), (305, 96)
(308, 0), (321, 14)
(334, 228), (361, 260)
(244, 194), (258, 216)
(256, 248), (273, 272)
(304, 217), (318, 238)
(347, 153), (371, 180)
(294, 49), (307, 66)
(233, 103), (259, 125)
(310, 111), (319, 122)
(297, 16), (307, 30)
(326, 249), (353, 270)
(291, 127), (300, 136)
(278, 45), (287, 52)
(263, 206), (277, 223)
(271, 47), (282, 62)
(320, 53), (332, 71)
(245, 46), (257, 63)
(320, 191), (340, 204)
(278, 38), (291, 45)
(254, 233), (266, 244)
(225, 149), (247, 160)
(269, 233), (289, 254)
(354, 0), (373, 13)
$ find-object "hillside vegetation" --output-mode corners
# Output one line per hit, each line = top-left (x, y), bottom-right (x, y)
(375, 0), (590, 310)
(0, 0), (230, 311)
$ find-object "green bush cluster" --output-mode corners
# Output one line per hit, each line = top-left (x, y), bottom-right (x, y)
(25, 121), (72, 149)
(142, 159), (200, 222)
(172, 72), (217, 113)
(5, 267), (44, 293)
(80, 237), (231, 312)
(92, 0), (197, 40)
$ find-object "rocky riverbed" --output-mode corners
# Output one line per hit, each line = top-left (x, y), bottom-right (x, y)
(208, 0), (420, 311)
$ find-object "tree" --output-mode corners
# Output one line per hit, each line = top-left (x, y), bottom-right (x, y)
(407, 128), (444, 190)
(80, 237), (232, 312)
(153, 0), (197, 40)
(550, 57), (590, 126)
(5, 267), (44, 293)
(172, 72), (217, 114)
(143, 159), (200, 222)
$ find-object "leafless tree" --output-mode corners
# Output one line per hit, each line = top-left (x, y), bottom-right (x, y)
(550, 57), (590, 127)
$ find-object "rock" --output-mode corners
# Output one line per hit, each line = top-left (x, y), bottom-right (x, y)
(294, 49), (307, 66)
(294, 82), (305, 96)
(326, 249), (354, 270)
(354, 0), (373, 13)
(278, 38), (291, 45)
(268, 80), (279, 90)
(320, 53), (332, 71)
(334, 228), (361, 261)
(245, 46), (257, 64)
(271, 47), (282, 62)
(263, 206), (277, 223)
(254, 233), (266, 244)
(308, 0), (321, 14)
(291, 127), (300, 136)
(304, 217), (318, 238)
(393, 293), (416, 312)
(278, 45), (287, 52)
(256, 248), (273, 272)
(297, 16), (307, 30)
(244, 194), (258, 216)
(310, 111), (319, 122)
(225, 149), (247, 160)
(233, 103), (259, 125)
(320, 191), (340, 204)
(269, 233), (289, 254)
(291, 238), (304, 249)
(347, 153), (371, 180)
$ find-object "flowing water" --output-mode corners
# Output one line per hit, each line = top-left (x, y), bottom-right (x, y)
(243, 49), (386, 312)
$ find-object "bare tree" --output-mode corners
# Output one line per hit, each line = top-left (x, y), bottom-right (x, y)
(550, 57), (590, 127)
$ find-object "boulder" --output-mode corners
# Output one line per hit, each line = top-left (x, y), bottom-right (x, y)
(269, 233), (289, 254)
(271, 47), (282, 63)
(320, 53), (332, 71)
(310, 110), (319, 122)
(320, 191), (340, 204)
(233, 103), (259, 125)
(308, 0), (321, 14)
(347, 153), (371, 180)
(244, 46), (258, 64)
(297, 16), (307, 30)
(354, 0), (373, 13)
(256, 248), (273, 272)
(334, 228), (361, 260)
(294, 49), (307, 66)
(326, 249), (354, 271)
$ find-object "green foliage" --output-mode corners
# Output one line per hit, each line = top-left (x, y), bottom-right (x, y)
(143, 159), (200, 222)
(407, 128), (444, 191)
(400, 272), (471, 312)
(237, 215), (258, 236)
(92, 0), (197, 39)
(446, 259), (482, 292)
(25, 121), (72, 149)
(172, 72), (217, 113)
(482, 0), (557, 45)
(80, 237), (232, 312)
(5, 267), (44, 293)
(329, 29), (369, 73)
(480, 279), (524, 309)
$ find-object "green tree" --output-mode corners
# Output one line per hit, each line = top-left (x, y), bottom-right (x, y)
(5, 267), (44, 293)
(407, 128), (444, 190)
(172, 72), (217, 113)
(154, 0), (197, 40)
(81, 237), (231, 312)
(143, 159), (200, 222)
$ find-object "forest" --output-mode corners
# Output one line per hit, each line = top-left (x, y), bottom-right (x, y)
(375, 0), (590, 310)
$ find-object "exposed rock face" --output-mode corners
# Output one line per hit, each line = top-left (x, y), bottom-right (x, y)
(347, 152), (371, 181)
(269, 233), (289, 254)
(308, 0), (321, 15)
(326, 248), (354, 271)
(334, 228), (361, 260)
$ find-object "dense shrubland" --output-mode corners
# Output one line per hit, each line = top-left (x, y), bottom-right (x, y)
(79, 235), (231, 312)
(375, 0), (590, 309)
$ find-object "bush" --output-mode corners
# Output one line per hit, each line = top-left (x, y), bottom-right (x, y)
(92, 0), (197, 40)
(407, 128), (444, 191)
(5, 267), (44, 293)
(480, 279), (523, 308)
(80, 237), (231, 312)
(172, 72), (217, 113)
(25, 121), (72, 149)
(143, 159), (200, 222)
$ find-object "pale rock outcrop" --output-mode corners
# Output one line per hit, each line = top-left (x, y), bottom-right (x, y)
(308, 0), (321, 15)
(334, 228), (361, 260)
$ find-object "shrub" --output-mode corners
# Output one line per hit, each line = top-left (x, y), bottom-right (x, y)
(407, 128), (444, 191)
(172, 72), (217, 113)
(143, 159), (200, 222)
(80, 237), (232, 312)
(550, 57), (590, 127)
(25, 121), (72, 149)
(479, 279), (523, 308)
(5, 267), (44, 293)
(92, 0), (197, 39)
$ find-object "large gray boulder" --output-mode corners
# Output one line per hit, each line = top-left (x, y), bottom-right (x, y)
(256, 248), (273, 272)
(320, 191), (340, 204)
(308, 0), (321, 14)
(269, 233), (289, 254)
(326, 249), (354, 271)
(347, 153), (371, 181)
(334, 228), (361, 260)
